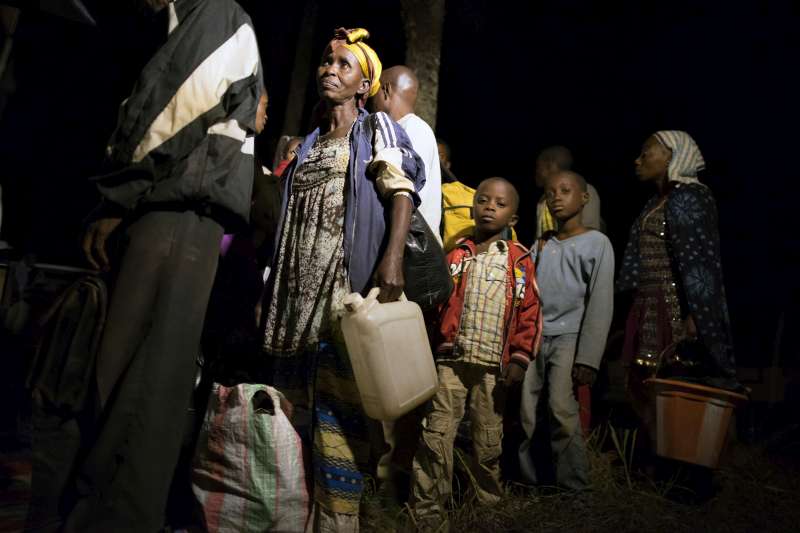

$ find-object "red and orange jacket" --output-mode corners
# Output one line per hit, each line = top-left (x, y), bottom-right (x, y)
(435, 238), (543, 370)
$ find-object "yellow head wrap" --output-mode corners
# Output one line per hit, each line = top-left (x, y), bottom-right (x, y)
(329, 27), (382, 101)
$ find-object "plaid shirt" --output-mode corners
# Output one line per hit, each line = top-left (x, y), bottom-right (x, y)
(446, 240), (509, 366)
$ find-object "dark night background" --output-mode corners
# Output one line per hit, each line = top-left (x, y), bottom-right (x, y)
(1, 0), (798, 369)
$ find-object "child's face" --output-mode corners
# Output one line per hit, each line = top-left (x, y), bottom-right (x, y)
(437, 143), (451, 169)
(285, 139), (302, 161)
(368, 80), (391, 115)
(473, 180), (518, 235)
(534, 158), (556, 188)
(255, 92), (268, 134)
(545, 173), (588, 222)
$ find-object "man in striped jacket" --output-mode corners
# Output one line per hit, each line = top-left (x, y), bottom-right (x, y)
(66, 1), (263, 531)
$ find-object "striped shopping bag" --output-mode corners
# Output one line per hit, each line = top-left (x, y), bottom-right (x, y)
(192, 383), (310, 533)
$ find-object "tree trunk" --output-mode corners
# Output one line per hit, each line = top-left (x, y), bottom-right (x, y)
(281, 0), (318, 138)
(400, 0), (445, 131)
(0, 7), (19, 124)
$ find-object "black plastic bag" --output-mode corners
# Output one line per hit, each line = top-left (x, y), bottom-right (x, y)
(403, 212), (453, 312)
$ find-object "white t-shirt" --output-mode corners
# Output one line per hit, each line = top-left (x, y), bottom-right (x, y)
(397, 113), (442, 242)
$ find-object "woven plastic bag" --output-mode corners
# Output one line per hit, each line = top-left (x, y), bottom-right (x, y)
(192, 383), (309, 533)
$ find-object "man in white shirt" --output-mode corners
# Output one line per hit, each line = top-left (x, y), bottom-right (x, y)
(367, 66), (442, 495)
(370, 65), (442, 240)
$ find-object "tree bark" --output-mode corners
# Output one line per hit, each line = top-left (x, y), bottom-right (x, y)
(281, 0), (318, 139)
(400, 0), (445, 131)
(0, 6), (20, 123)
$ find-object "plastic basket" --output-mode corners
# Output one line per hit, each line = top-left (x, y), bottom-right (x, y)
(644, 378), (747, 468)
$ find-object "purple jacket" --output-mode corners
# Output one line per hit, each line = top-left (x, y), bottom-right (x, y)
(273, 109), (425, 294)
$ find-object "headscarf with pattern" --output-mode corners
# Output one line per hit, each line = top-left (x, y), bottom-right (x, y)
(653, 130), (706, 185)
(327, 27), (382, 107)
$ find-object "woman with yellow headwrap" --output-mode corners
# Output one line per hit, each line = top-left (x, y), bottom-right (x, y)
(261, 28), (426, 531)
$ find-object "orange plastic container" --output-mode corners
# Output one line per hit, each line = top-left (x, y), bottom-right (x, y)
(644, 378), (747, 468)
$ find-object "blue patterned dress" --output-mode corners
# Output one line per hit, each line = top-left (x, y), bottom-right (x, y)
(618, 182), (737, 387)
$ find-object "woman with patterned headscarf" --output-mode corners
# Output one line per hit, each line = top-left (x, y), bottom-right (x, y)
(618, 131), (740, 446)
(261, 28), (425, 531)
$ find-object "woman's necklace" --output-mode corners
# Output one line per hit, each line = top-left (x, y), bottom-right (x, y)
(640, 195), (668, 230)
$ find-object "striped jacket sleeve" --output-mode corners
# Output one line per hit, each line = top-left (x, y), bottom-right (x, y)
(99, 0), (263, 213)
(131, 23), (261, 165)
(367, 112), (425, 205)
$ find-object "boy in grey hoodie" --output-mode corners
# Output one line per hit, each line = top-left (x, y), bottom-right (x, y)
(518, 170), (614, 490)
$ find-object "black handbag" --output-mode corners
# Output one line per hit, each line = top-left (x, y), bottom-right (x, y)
(403, 211), (453, 311)
(654, 339), (711, 381)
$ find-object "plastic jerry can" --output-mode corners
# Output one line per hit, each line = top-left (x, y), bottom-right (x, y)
(341, 288), (438, 421)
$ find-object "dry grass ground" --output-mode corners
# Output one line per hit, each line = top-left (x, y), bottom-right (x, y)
(361, 423), (800, 533)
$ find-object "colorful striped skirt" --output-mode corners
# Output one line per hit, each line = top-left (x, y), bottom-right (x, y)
(270, 337), (370, 516)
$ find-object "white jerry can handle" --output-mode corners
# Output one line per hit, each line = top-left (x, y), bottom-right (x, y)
(365, 287), (407, 302)
(345, 288), (407, 312)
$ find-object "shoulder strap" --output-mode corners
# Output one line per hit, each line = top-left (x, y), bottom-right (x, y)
(360, 112), (375, 141)
(537, 230), (557, 254)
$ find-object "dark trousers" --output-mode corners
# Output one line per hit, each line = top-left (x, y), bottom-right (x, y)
(64, 211), (223, 533)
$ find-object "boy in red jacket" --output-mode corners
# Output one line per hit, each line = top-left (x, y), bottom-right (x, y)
(411, 177), (542, 524)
